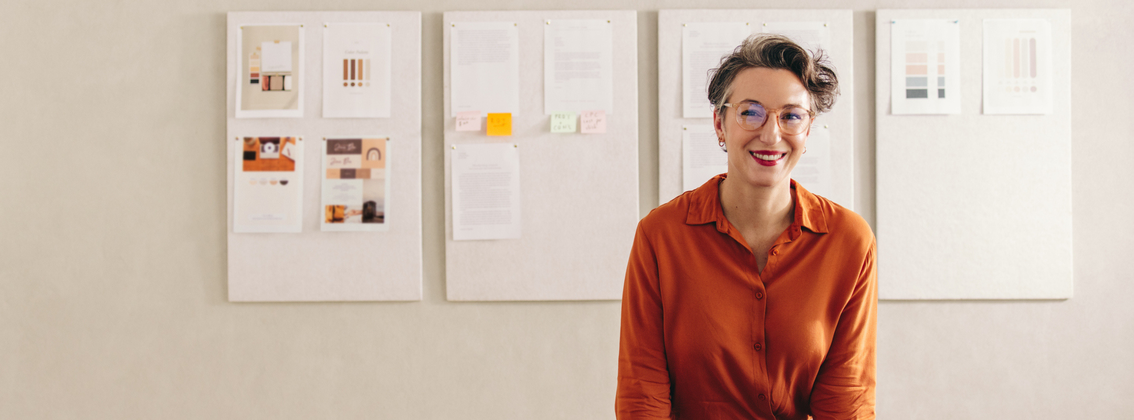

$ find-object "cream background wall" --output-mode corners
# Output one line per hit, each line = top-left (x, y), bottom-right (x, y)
(1, 0), (1130, 418)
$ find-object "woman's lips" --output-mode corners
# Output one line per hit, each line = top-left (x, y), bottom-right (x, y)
(749, 150), (787, 166)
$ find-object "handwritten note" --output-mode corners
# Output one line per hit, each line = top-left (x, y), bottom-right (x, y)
(456, 111), (481, 132)
(550, 112), (577, 133)
(580, 110), (606, 134)
(487, 113), (512, 136)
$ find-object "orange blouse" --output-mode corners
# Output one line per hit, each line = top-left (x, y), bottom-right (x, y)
(617, 175), (877, 420)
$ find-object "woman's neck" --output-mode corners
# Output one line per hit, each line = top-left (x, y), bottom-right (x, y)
(719, 176), (794, 232)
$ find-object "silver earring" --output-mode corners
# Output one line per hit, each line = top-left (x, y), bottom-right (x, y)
(719, 138), (727, 152)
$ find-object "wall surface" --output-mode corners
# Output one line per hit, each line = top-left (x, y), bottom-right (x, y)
(1, 0), (1131, 419)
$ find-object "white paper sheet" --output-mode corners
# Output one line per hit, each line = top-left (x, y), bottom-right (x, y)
(235, 25), (304, 118)
(982, 19), (1053, 115)
(681, 125), (727, 191)
(762, 21), (831, 59)
(793, 124), (832, 198)
(450, 22), (520, 118)
(683, 22), (751, 119)
(322, 23), (392, 118)
(890, 19), (961, 115)
(261, 41), (292, 72)
(543, 19), (613, 114)
(321, 138), (391, 231)
(451, 143), (521, 240)
(233, 137), (304, 233)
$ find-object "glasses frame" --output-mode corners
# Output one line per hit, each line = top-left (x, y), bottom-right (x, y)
(721, 101), (816, 135)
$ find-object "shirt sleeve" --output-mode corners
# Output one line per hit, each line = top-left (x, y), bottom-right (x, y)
(809, 239), (878, 420)
(615, 222), (674, 420)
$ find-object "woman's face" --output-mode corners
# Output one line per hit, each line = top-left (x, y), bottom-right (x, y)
(714, 67), (812, 191)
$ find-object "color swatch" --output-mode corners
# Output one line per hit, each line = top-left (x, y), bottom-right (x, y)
(342, 58), (371, 87)
(905, 41), (948, 99)
(891, 18), (961, 115)
(1004, 36), (1038, 92)
(904, 41), (928, 99)
(249, 48), (261, 85)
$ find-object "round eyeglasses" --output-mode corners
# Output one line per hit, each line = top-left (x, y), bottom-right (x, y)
(721, 101), (815, 135)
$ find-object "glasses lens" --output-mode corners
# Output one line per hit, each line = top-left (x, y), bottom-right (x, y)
(779, 107), (812, 134)
(735, 102), (767, 130)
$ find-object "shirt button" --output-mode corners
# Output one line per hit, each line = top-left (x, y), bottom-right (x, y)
(755, 292), (764, 300)
(758, 394), (767, 401)
(753, 343), (762, 351)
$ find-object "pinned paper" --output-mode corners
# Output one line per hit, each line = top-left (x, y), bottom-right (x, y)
(456, 111), (481, 132)
(451, 22), (520, 118)
(580, 110), (606, 134)
(487, 113), (512, 136)
(544, 20), (613, 115)
(550, 112), (577, 133)
(451, 143), (521, 240)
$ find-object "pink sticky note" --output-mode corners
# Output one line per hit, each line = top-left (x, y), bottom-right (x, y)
(580, 110), (607, 134)
(456, 111), (481, 132)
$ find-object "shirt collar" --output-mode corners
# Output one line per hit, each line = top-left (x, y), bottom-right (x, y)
(685, 175), (829, 234)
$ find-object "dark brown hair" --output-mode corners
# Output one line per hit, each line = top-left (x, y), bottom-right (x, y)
(707, 34), (839, 116)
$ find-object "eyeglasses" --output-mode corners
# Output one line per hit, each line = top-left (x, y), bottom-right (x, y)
(721, 101), (815, 135)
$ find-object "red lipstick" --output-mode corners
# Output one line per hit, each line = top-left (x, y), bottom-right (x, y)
(749, 150), (786, 166)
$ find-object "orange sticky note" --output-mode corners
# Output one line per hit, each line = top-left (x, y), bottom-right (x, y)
(487, 113), (512, 136)
(580, 110), (606, 134)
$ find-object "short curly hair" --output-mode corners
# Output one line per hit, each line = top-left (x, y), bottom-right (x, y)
(707, 34), (839, 117)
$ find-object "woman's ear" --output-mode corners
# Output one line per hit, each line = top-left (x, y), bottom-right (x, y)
(713, 108), (726, 139)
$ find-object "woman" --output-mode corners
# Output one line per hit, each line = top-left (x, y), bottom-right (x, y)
(616, 34), (876, 420)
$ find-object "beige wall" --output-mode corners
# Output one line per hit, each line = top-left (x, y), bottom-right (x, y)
(2, 0), (1131, 418)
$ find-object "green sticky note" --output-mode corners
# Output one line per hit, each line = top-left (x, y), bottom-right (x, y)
(550, 112), (577, 133)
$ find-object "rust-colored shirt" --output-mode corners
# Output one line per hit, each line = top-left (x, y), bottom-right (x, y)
(617, 175), (877, 420)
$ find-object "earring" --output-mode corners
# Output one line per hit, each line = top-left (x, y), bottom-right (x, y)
(804, 147), (807, 154)
(719, 138), (727, 152)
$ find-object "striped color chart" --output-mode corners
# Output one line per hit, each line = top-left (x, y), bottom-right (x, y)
(904, 41), (928, 99)
(905, 41), (947, 99)
(249, 49), (261, 85)
(343, 58), (371, 87)
(1004, 37), (1038, 92)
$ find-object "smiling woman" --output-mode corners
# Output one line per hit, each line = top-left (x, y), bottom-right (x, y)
(617, 34), (876, 420)
(716, 67), (812, 195)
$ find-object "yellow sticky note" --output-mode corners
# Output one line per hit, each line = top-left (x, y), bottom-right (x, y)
(487, 113), (512, 136)
(550, 112), (576, 133)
